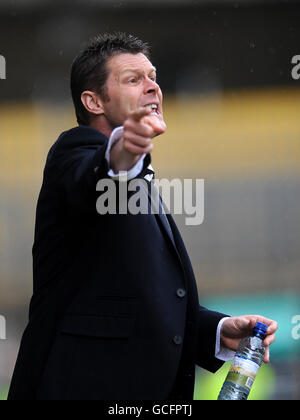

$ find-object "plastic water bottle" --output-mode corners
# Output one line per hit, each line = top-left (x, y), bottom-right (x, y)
(218, 321), (268, 400)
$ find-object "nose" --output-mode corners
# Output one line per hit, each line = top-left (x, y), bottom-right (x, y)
(144, 77), (159, 95)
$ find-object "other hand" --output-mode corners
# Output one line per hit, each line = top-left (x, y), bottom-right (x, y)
(220, 315), (278, 363)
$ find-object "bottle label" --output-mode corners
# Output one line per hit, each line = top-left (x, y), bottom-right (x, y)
(225, 355), (260, 393)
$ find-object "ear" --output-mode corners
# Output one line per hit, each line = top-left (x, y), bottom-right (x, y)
(81, 90), (105, 117)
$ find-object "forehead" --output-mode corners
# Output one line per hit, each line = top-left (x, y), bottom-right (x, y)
(107, 53), (156, 75)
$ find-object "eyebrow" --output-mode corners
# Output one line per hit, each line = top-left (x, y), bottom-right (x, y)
(121, 67), (157, 75)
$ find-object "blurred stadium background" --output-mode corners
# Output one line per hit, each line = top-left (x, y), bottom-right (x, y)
(0, 0), (300, 400)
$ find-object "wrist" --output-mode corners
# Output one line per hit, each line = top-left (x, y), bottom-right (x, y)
(219, 317), (231, 348)
(110, 138), (140, 172)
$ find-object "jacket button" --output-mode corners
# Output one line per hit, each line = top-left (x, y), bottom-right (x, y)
(176, 288), (186, 298)
(173, 335), (183, 345)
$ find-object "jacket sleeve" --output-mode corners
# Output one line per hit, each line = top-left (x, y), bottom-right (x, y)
(45, 129), (152, 216)
(47, 141), (110, 215)
(196, 305), (230, 373)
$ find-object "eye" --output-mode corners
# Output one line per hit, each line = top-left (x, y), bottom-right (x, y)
(128, 75), (142, 84)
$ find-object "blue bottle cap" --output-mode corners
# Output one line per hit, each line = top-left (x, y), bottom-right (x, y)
(253, 322), (268, 336)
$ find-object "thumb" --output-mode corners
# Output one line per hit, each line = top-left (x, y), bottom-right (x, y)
(238, 316), (259, 335)
(235, 317), (253, 334)
(143, 116), (166, 135)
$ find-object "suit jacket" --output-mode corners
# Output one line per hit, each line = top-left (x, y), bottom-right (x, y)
(8, 126), (226, 400)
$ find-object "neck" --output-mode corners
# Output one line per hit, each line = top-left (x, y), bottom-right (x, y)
(89, 116), (115, 139)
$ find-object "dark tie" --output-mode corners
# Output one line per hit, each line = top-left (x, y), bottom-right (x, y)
(143, 168), (175, 244)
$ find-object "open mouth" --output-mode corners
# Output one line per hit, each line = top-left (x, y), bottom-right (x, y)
(144, 104), (160, 115)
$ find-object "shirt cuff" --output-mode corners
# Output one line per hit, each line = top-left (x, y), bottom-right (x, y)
(215, 317), (236, 362)
(105, 126), (146, 181)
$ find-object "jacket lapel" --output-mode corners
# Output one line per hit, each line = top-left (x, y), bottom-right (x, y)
(151, 187), (183, 263)
(139, 156), (184, 267)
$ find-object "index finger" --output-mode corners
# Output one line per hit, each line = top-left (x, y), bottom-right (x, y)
(245, 315), (278, 335)
(253, 316), (278, 335)
(130, 106), (152, 122)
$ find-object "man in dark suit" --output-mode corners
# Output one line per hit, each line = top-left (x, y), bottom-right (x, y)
(8, 33), (277, 400)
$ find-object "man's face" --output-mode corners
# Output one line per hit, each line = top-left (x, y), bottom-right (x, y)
(101, 53), (165, 130)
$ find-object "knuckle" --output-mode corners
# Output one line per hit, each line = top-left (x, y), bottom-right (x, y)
(123, 139), (133, 150)
(123, 120), (132, 131)
(125, 143), (136, 154)
(143, 137), (152, 146)
(146, 144), (154, 152)
(145, 127), (153, 137)
(123, 134), (130, 144)
(123, 140), (130, 150)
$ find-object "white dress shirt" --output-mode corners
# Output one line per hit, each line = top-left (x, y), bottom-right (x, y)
(105, 126), (234, 362)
